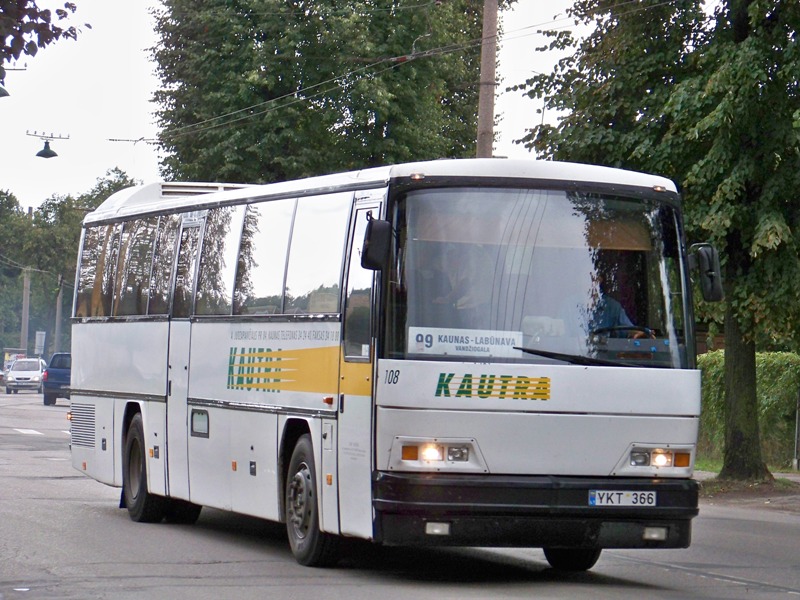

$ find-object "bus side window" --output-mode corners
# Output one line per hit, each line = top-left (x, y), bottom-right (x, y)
(114, 217), (158, 317)
(233, 199), (295, 316)
(172, 225), (202, 318)
(75, 225), (105, 318)
(195, 205), (245, 316)
(94, 224), (120, 317)
(284, 193), (351, 314)
(148, 215), (181, 315)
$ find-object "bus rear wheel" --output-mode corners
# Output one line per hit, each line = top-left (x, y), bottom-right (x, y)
(543, 547), (602, 572)
(285, 434), (339, 567)
(122, 413), (166, 523)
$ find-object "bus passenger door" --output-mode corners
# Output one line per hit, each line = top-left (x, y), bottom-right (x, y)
(338, 203), (380, 538)
(166, 219), (202, 500)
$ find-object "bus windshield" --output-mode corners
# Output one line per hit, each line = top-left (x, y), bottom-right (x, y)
(384, 187), (690, 368)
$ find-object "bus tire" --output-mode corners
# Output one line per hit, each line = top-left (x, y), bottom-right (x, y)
(543, 547), (602, 572)
(122, 413), (166, 523)
(164, 499), (202, 525)
(285, 434), (339, 567)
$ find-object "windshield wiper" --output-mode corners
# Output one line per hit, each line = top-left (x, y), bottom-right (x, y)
(513, 346), (658, 368)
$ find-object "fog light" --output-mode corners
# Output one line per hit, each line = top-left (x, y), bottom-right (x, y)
(630, 450), (650, 466)
(643, 527), (668, 541)
(425, 522), (450, 536)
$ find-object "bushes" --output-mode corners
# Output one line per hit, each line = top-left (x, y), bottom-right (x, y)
(698, 351), (800, 469)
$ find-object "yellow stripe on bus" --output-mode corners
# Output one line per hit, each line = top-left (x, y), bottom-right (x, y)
(227, 346), (339, 393)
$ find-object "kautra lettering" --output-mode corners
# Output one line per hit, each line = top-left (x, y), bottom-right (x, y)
(434, 372), (550, 400)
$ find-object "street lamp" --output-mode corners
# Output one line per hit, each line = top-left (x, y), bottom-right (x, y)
(36, 140), (57, 158)
(26, 130), (70, 158)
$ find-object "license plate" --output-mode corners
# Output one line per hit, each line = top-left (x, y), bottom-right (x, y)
(589, 490), (657, 507)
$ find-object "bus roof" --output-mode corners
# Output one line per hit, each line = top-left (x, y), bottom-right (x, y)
(84, 159), (678, 225)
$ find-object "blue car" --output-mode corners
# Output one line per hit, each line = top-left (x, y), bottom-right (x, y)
(43, 352), (71, 406)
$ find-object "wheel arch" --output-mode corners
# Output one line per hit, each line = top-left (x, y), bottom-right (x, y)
(278, 418), (312, 521)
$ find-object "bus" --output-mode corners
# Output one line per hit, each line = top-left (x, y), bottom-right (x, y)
(70, 159), (722, 570)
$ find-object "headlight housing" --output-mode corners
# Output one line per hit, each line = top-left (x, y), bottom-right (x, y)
(389, 437), (489, 473)
(612, 443), (695, 476)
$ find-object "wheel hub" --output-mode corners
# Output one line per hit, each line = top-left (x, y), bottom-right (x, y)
(287, 463), (312, 539)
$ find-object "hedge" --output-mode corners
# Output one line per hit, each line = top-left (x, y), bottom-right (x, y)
(698, 351), (800, 468)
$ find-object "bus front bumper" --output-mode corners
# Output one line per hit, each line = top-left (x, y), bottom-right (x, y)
(373, 472), (698, 549)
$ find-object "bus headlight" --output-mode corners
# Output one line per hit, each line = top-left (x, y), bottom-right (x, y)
(651, 450), (672, 467)
(628, 448), (691, 468)
(389, 437), (488, 473)
(420, 444), (444, 462)
(616, 444), (694, 475)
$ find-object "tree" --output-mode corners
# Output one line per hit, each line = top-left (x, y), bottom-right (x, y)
(0, 1), (87, 82)
(517, 0), (800, 479)
(152, 0), (509, 183)
(0, 190), (28, 350)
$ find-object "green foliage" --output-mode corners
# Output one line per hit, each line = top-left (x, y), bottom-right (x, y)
(0, 1), (87, 81)
(152, 0), (506, 182)
(699, 351), (800, 468)
(0, 170), (136, 355)
(0, 190), (27, 349)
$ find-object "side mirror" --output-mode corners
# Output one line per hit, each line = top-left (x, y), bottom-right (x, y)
(361, 217), (392, 271)
(690, 243), (724, 302)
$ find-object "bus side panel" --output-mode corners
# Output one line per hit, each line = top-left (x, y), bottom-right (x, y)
(187, 405), (231, 510)
(144, 401), (168, 496)
(230, 410), (280, 520)
(70, 395), (115, 486)
(71, 322), (169, 487)
(71, 321), (169, 397)
(375, 408), (698, 476)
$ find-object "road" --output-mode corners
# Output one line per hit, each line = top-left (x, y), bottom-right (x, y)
(1, 391), (799, 599)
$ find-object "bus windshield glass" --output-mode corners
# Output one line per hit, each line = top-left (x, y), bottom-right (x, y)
(384, 187), (689, 368)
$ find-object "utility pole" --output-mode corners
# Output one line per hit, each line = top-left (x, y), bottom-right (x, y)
(476, 0), (498, 158)
(20, 267), (30, 354)
(54, 275), (63, 353)
(19, 207), (33, 354)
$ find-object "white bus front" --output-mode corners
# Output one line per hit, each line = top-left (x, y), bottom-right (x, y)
(369, 181), (700, 568)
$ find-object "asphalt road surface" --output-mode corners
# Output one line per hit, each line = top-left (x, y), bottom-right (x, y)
(1, 391), (799, 599)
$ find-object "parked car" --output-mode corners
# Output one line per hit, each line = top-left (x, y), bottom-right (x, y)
(4, 357), (46, 395)
(43, 352), (71, 406)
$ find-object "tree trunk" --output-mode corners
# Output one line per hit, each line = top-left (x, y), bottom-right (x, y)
(717, 301), (771, 481)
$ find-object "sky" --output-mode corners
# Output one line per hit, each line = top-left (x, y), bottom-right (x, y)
(0, 0), (573, 212)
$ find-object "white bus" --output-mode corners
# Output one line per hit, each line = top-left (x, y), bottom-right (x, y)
(70, 159), (722, 570)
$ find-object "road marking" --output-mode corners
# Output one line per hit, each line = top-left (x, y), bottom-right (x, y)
(13, 428), (43, 435)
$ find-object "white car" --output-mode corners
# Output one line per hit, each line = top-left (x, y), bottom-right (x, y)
(5, 358), (46, 394)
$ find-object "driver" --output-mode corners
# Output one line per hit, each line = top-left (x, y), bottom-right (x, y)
(587, 274), (652, 339)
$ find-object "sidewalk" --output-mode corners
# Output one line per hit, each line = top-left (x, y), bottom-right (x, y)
(694, 469), (800, 482)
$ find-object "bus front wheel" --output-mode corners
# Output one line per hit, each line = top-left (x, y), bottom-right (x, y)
(122, 413), (166, 523)
(285, 434), (339, 567)
(543, 547), (602, 571)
